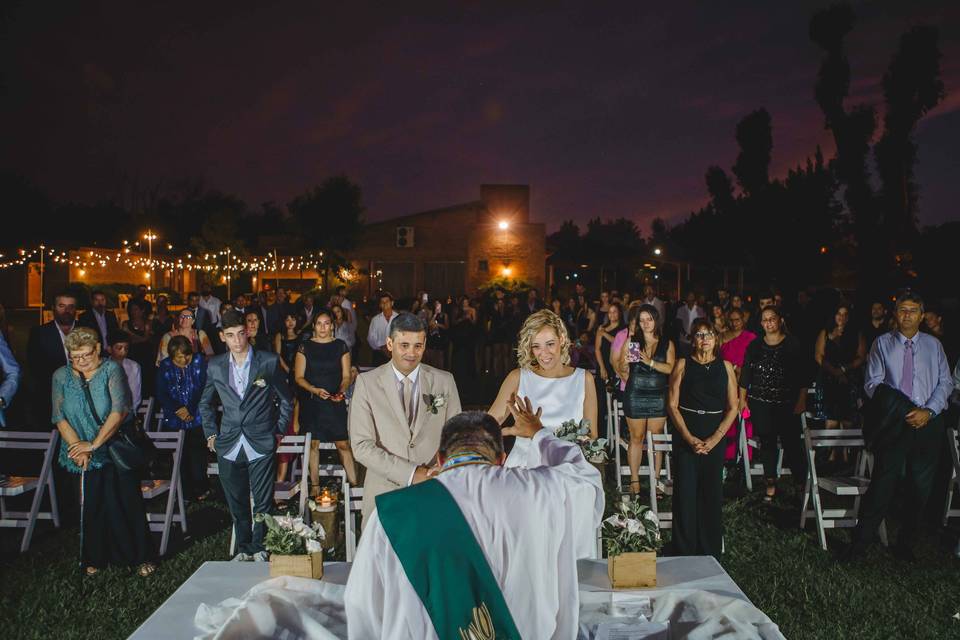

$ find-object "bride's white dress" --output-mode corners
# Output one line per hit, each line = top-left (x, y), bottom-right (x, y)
(505, 367), (585, 468)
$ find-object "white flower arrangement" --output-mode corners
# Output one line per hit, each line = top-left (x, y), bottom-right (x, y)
(554, 419), (609, 463)
(254, 509), (326, 555)
(602, 498), (662, 555)
(422, 393), (447, 414)
(252, 377), (267, 388)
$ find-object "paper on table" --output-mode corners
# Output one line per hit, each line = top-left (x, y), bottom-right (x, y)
(595, 621), (669, 640)
(609, 592), (652, 619)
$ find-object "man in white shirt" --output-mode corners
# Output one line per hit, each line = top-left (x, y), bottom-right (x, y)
(200, 310), (293, 561)
(199, 288), (222, 328)
(107, 331), (142, 409)
(640, 283), (666, 327)
(675, 291), (705, 355)
(345, 403), (604, 639)
(350, 312), (462, 525)
(366, 291), (397, 366)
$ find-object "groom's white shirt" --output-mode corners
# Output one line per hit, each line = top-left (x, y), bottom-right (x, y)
(344, 430), (605, 640)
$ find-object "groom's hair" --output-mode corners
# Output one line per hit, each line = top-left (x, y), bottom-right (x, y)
(439, 411), (504, 462)
(388, 312), (426, 338)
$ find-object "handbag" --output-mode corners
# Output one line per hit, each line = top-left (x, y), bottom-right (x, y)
(78, 374), (157, 472)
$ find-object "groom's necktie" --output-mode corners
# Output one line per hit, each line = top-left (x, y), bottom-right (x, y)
(402, 377), (414, 427)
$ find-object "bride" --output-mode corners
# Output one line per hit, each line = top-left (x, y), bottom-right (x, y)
(489, 309), (598, 467)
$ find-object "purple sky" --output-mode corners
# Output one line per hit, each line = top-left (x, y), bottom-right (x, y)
(2, 1), (957, 233)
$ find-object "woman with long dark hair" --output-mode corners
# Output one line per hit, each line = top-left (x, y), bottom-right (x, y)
(814, 303), (866, 429)
(739, 306), (808, 501)
(612, 303), (675, 495)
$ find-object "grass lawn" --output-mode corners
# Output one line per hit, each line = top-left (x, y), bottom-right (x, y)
(3, 472), (959, 640)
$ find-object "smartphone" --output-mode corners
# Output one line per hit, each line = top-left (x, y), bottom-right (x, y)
(627, 341), (641, 363)
(422, 293), (429, 302)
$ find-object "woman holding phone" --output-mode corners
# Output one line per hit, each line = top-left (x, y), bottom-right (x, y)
(612, 304), (675, 496)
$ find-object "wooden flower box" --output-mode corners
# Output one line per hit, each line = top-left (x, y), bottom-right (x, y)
(269, 551), (324, 579)
(607, 551), (656, 588)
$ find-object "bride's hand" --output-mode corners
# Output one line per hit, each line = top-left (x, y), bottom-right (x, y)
(501, 393), (543, 439)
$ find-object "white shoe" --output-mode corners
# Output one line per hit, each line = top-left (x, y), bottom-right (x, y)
(252, 551), (270, 562)
(231, 552), (253, 562)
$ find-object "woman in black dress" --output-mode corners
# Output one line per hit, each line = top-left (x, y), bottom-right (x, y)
(814, 303), (866, 429)
(275, 311), (301, 482)
(667, 318), (738, 558)
(739, 306), (808, 501)
(612, 303), (675, 495)
(294, 308), (356, 489)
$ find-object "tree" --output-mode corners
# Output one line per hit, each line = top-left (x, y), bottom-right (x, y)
(288, 176), (366, 291)
(731, 109), (773, 197)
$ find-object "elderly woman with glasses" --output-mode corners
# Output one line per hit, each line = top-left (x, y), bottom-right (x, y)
(156, 335), (210, 501)
(52, 327), (156, 576)
(156, 307), (214, 365)
(667, 319), (739, 557)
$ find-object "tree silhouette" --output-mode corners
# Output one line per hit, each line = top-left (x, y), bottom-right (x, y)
(732, 108), (773, 197)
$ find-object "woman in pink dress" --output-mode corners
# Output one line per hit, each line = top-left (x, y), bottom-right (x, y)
(719, 308), (756, 461)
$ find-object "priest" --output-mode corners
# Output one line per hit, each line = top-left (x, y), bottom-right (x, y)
(344, 396), (604, 640)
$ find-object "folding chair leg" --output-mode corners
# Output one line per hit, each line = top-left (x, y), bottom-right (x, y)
(811, 484), (828, 551)
(343, 476), (355, 562)
(740, 418), (753, 491)
(20, 433), (57, 552)
(800, 473), (811, 528)
(176, 483), (188, 534)
(944, 470), (956, 527)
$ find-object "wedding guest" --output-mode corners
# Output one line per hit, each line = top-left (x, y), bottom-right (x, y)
(28, 291), (77, 429)
(331, 304), (355, 351)
(739, 306), (808, 501)
(450, 297), (478, 385)
(150, 294), (174, 338)
(274, 311), (302, 483)
(244, 309), (271, 351)
(53, 327), (155, 576)
(523, 288), (544, 319)
(814, 303), (867, 435)
(296, 293), (316, 329)
(127, 284), (153, 317)
(596, 290), (612, 327)
(156, 308), (213, 365)
(594, 302), (626, 389)
(344, 409), (603, 639)
(200, 310), (293, 561)
(716, 287), (731, 312)
(185, 291), (213, 335)
(425, 299), (450, 370)
(107, 331), (142, 410)
(122, 299), (154, 376)
(710, 304), (728, 336)
(295, 309), (357, 488)
(78, 290), (120, 350)
(668, 318), (738, 558)
(719, 309), (756, 462)
(923, 304), (956, 369)
(639, 283), (666, 327)
(731, 294), (749, 328)
(848, 291), (953, 562)
(489, 309), (598, 470)
(198, 287), (222, 330)
(561, 297), (578, 339)
(864, 301), (892, 351)
(0, 330), (20, 429)
(675, 291), (706, 356)
(156, 336), (209, 501)
(747, 292), (775, 336)
(612, 304), (675, 495)
(367, 292), (397, 366)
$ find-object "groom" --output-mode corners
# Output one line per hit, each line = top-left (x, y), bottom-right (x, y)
(200, 310), (293, 560)
(350, 312), (462, 526)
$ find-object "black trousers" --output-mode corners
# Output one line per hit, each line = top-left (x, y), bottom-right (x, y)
(81, 464), (155, 568)
(673, 413), (725, 558)
(750, 398), (806, 482)
(855, 415), (944, 549)
(218, 448), (276, 554)
(180, 428), (210, 500)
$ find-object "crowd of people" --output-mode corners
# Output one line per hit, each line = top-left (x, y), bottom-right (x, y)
(0, 278), (957, 584)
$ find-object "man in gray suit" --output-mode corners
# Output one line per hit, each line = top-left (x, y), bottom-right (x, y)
(201, 310), (293, 560)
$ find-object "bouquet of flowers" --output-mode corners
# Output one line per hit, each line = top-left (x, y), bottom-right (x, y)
(254, 509), (326, 555)
(602, 498), (663, 555)
(554, 419), (609, 463)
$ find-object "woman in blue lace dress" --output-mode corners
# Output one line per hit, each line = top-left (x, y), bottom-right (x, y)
(53, 327), (155, 576)
(157, 335), (209, 501)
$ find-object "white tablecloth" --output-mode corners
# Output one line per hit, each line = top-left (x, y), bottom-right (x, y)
(129, 557), (783, 639)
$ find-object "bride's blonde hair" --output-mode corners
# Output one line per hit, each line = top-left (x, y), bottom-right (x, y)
(516, 309), (571, 370)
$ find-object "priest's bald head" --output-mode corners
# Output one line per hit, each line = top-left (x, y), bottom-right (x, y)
(438, 411), (507, 466)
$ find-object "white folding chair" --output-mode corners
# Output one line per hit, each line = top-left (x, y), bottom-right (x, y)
(740, 395), (803, 491)
(604, 390), (617, 453)
(943, 426), (960, 525)
(137, 397), (156, 432)
(227, 433), (312, 556)
(799, 426), (886, 550)
(345, 485), (364, 561)
(142, 430), (187, 556)
(0, 430), (61, 551)
(645, 431), (673, 530)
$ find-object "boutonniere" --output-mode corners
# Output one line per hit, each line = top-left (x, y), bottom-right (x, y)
(422, 393), (447, 415)
(252, 377), (267, 388)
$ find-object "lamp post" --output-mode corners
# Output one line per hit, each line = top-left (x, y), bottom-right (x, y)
(144, 230), (157, 291)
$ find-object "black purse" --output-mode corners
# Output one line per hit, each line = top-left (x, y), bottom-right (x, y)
(78, 374), (157, 472)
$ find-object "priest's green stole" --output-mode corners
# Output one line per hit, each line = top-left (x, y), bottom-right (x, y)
(376, 479), (522, 640)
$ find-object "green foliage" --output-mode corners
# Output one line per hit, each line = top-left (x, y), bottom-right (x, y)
(477, 277), (534, 298)
(602, 499), (663, 555)
(255, 513), (308, 555)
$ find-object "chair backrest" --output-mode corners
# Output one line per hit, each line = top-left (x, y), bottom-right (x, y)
(646, 431), (672, 453)
(137, 397), (155, 430)
(804, 428), (865, 450)
(146, 430), (186, 451)
(0, 430), (59, 451)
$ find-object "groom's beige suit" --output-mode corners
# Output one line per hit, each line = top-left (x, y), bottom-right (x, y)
(349, 362), (462, 525)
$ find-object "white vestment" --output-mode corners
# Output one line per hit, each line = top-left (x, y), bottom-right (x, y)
(344, 429), (604, 640)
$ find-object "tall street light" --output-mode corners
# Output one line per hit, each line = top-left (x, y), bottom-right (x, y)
(144, 230), (157, 291)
